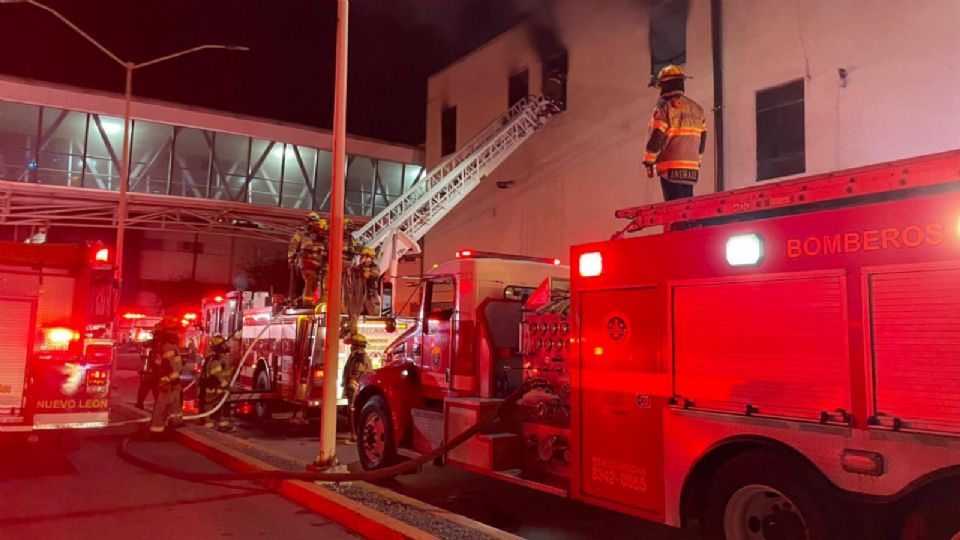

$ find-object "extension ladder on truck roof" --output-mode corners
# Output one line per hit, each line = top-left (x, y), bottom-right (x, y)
(614, 149), (960, 236)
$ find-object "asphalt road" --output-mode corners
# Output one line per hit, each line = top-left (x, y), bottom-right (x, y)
(0, 425), (360, 540)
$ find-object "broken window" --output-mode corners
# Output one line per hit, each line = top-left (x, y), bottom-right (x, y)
(441, 106), (457, 157)
(650, 0), (689, 75)
(509, 69), (529, 108)
(756, 79), (805, 181)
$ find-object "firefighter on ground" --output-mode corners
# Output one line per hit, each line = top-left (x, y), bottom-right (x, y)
(288, 212), (329, 307)
(642, 64), (708, 202)
(135, 326), (161, 410)
(342, 333), (372, 444)
(198, 335), (234, 431)
(149, 316), (184, 434)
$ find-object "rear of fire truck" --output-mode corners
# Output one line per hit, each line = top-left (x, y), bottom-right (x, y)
(0, 241), (115, 437)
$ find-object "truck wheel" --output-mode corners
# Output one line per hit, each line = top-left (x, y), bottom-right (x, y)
(254, 369), (272, 422)
(702, 449), (832, 540)
(900, 493), (960, 540)
(357, 396), (397, 471)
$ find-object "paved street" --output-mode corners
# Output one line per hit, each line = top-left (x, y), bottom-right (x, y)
(0, 362), (358, 540)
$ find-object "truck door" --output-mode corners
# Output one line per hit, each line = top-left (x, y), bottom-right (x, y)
(578, 287), (666, 518)
(0, 297), (35, 418)
(421, 277), (456, 396)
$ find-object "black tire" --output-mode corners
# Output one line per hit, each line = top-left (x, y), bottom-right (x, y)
(701, 449), (836, 540)
(254, 368), (273, 422)
(900, 490), (960, 540)
(356, 396), (397, 471)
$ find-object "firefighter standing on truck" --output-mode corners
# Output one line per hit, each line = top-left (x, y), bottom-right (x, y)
(288, 212), (328, 307)
(357, 246), (381, 316)
(341, 218), (362, 336)
(149, 317), (184, 434)
(342, 334), (371, 444)
(642, 64), (707, 201)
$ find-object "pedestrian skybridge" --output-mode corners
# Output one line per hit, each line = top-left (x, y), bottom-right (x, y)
(0, 76), (424, 242)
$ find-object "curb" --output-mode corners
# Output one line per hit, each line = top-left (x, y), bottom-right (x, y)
(174, 428), (440, 540)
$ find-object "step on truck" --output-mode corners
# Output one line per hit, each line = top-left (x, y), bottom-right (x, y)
(354, 150), (960, 540)
(0, 241), (115, 436)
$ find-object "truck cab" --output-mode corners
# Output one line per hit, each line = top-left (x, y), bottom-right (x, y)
(353, 251), (566, 469)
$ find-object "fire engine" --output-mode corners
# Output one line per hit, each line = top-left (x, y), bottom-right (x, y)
(0, 241), (115, 436)
(199, 290), (410, 420)
(353, 151), (960, 539)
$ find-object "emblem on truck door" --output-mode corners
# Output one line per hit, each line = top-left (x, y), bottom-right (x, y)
(606, 316), (627, 341)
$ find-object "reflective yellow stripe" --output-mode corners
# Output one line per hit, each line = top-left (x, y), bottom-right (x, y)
(649, 119), (668, 132)
(643, 152), (658, 163)
(666, 127), (705, 137)
(656, 160), (700, 169)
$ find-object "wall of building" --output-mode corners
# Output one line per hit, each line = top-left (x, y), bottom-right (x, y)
(722, 0), (960, 187)
(422, 0), (715, 267)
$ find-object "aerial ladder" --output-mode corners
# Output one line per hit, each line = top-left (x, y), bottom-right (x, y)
(353, 96), (559, 283)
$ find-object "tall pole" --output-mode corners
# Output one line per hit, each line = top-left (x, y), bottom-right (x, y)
(317, 0), (350, 468)
(116, 64), (133, 287)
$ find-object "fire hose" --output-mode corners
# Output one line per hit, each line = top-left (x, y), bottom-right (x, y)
(108, 315), (279, 428)
(112, 306), (548, 482)
(118, 377), (545, 483)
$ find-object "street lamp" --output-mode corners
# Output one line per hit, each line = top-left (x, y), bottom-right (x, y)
(0, 0), (248, 293)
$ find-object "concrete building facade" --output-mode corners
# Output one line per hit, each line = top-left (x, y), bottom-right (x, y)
(420, 0), (960, 267)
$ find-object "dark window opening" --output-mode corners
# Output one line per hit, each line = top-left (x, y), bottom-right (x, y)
(441, 106), (457, 157)
(756, 79), (805, 181)
(650, 0), (689, 75)
(509, 69), (529, 108)
(542, 51), (568, 111)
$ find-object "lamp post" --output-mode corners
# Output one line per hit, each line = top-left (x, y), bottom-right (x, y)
(1, 0), (248, 292)
(316, 0), (350, 469)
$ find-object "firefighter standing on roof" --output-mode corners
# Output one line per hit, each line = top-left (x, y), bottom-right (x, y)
(642, 65), (708, 201)
(288, 212), (328, 307)
(149, 317), (184, 434)
(342, 333), (372, 444)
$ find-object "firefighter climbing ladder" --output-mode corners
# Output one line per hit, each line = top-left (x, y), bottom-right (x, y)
(354, 96), (556, 252)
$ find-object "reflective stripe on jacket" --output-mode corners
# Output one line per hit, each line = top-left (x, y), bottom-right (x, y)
(643, 94), (707, 185)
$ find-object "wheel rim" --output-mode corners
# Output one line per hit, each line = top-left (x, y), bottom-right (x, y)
(255, 373), (268, 418)
(724, 484), (810, 540)
(361, 411), (387, 467)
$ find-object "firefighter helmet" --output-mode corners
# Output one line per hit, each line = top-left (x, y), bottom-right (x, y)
(360, 246), (376, 258)
(651, 64), (688, 87)
(306, 212), (321, 223)
(350, 333), (367, 347)
(210, 335), (229, 352)
(156, 316), (180, 331)
(343, 218), (356, 231)
(317, 218), (329, 231)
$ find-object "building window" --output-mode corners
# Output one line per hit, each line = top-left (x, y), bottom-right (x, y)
(441, 106), (457, 157)
(756, 79), (805, 181)
(650, 0), (688, 75)
(509, 69), (529, 108)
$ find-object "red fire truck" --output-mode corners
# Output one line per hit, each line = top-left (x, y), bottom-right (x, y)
(354, 151), (960, 539)
(0, 241), (115, 437)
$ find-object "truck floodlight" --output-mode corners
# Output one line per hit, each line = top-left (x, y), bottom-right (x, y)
(553, 258), (562, 265)
(578, 252), (603, 277)
(725, 233), (764, 266)
(42, 327), (79, 351)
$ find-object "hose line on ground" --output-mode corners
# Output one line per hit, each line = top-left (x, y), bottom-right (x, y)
(109, 316), (280, 427)
(118, 378), (547, 483)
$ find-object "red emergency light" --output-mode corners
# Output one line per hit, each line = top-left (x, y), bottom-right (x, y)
(94, 248), (110, 263)
(213, 295), (224, 303)
(456, 249), (474, 258)
(578, 252), (603, 277)
(183, 313), (198, 321)
(40, 327), (80, 352)
(122, 313), (145, 320)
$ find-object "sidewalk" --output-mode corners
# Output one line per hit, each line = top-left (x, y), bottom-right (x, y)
(174, 426), (521, 540)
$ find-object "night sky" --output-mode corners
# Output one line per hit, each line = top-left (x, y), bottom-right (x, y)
(0, 0), (537, 146)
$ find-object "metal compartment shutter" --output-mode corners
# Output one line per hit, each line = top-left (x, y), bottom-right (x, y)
(674, 276), (849, 420)
(870, 268), (960, 434)
(0, 298), (36, 411)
